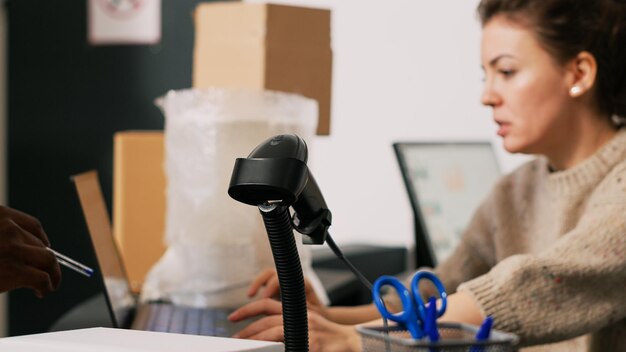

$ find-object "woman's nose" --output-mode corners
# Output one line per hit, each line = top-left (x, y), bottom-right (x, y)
(481, 82), (500, 107)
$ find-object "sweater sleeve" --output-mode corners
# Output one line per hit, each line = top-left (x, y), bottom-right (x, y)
(458, 197), (626, 346)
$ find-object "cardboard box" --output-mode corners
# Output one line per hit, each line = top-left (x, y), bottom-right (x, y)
(193, 2), (332, 135)
(113, 131), (166, 292)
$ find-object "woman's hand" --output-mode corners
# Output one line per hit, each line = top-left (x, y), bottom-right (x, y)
(229, 298), (361, 352)
(247, 268), (326, 316)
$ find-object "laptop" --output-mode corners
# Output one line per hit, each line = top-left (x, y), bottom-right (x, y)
(393, 142), (500, 268)
(71, 170), (247, 336)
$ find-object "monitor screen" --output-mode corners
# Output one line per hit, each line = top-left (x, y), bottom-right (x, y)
(394, 142), (500, 267)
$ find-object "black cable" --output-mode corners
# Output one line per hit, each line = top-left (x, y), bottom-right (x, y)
(325, 234), (373, 291)
(325, 233), (391, 350)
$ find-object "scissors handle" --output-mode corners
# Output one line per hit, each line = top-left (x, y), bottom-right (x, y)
(372, 275), (423, 339)
(410, 271), (448, 319)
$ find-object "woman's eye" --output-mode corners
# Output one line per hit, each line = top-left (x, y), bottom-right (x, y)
(498, 69), (515, 77)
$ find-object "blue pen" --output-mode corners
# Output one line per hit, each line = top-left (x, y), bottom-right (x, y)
(425, 296), (440, 342)
(476, 316), (493, 340)
(47, 248), (94, 278)
(425, 296), (440, 352)
(470, 316), (494, 352)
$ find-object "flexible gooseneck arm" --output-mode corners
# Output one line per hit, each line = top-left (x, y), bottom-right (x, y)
(258, 203), (309, 351)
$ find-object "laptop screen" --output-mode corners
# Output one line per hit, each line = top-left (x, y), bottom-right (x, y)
(72, 170), (136, 328)
(393, 142), (500, 268)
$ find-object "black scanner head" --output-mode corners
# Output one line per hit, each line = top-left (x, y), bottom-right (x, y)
(228, 135), (309, 207)
(246, 134), (308, 161)
(228, 134), (331, 244)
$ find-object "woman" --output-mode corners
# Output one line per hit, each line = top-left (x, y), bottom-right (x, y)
(229, 0), (626, 350)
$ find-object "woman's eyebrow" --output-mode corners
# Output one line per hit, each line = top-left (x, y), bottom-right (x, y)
(487, 54), (516, 67)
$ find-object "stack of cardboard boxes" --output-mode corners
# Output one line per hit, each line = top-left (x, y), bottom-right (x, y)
(114, 2), (333, 292)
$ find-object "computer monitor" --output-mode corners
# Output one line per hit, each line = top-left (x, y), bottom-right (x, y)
(393, 142), (500, 268)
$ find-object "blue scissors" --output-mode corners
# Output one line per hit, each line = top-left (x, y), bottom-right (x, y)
(372, 271), (448, 340)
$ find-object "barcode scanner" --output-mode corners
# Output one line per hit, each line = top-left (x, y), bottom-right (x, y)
(228, 134), (330, 352)
(228, 134), (331, 245)
(229, 134), (372, 352)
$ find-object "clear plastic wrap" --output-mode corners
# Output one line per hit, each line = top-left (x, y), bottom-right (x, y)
(142, 87), (322, 307)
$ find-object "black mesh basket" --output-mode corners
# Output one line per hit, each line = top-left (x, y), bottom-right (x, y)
(358, 322), (519, 352)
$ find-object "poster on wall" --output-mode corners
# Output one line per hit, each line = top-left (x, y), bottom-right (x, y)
(88, 0), (161, 45)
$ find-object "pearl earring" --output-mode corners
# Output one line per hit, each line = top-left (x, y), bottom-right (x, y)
(570, 85), (582, 96)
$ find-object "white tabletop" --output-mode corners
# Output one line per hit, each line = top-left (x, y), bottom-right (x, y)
(0, 327), (284, 352)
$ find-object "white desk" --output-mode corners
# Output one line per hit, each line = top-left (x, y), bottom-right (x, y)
(0, 327), (284, 352)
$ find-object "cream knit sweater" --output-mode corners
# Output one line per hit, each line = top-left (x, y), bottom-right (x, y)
(427, 128), (626, 351)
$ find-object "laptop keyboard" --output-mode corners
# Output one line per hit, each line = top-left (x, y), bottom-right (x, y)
(133, 303), (235, 337)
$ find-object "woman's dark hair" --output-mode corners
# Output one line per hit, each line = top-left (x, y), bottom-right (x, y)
(477, 0), (626, 120)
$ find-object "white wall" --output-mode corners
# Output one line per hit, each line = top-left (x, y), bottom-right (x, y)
(245, 0), (530, 248)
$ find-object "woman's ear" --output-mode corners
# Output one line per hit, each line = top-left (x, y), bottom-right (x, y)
(567, 51), (597, 98)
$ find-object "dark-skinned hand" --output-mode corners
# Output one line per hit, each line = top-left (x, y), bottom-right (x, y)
(0, 206), (61, 297)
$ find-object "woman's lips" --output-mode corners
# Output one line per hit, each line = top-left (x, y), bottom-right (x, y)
(496, 122), (510, 137)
